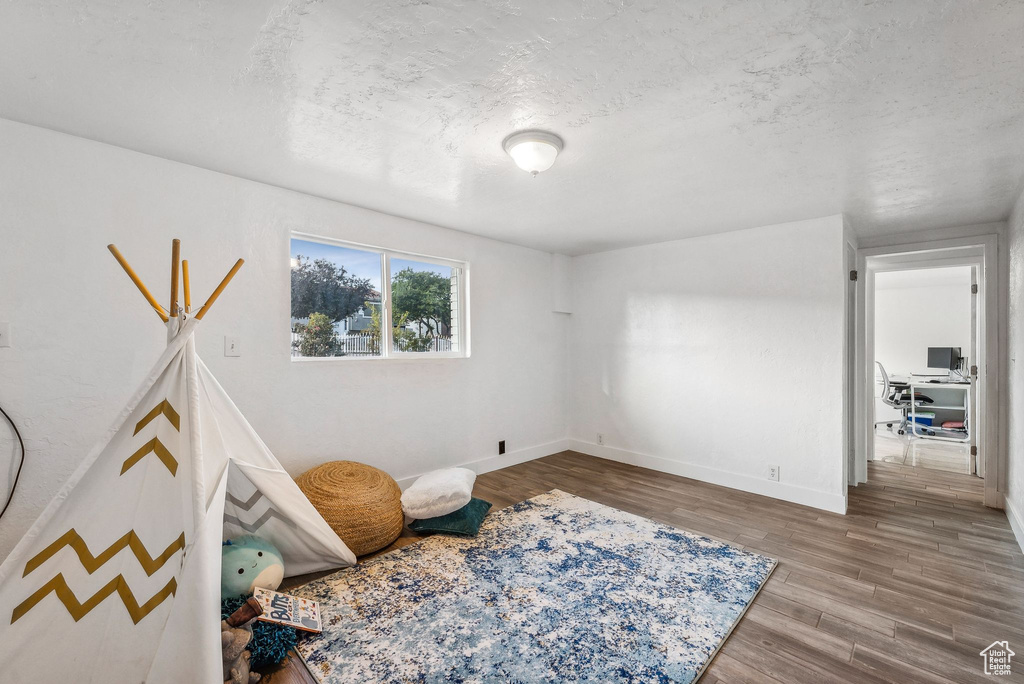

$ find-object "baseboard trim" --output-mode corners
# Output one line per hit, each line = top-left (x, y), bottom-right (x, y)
(395, 439), (570, 490)
(1005, 495), (1024, 555)
(394, 438), (847, 514)
(568, 439), (847, 515)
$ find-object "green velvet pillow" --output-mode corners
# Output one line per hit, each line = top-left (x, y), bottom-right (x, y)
(409, 498), (492, 537)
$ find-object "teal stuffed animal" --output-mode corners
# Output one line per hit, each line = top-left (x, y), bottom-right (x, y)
(221, 536), (285, 599)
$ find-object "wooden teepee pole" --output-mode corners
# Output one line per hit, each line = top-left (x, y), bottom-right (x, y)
(195, 259), (244, 321)
(181, 260), (192, 313)
(107, 244), (170, 322)
(169, 239), (180, 317)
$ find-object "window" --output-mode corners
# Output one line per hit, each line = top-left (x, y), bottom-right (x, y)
(290, 234), (468, 360)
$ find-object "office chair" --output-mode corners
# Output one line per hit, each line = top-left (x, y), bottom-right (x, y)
(875, 362), (933, 436)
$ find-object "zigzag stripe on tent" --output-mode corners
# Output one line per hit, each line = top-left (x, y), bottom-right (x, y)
(226, 490), (263, 511)
(23, 529), (186, 578)
(133, 399), (180, 435)
(12, 573), (177, 625)
(224, 508), (295, 533)
(121, 437), (178, 476)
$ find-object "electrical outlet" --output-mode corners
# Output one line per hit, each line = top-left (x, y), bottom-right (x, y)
(498, 440), (506, 455)
(768, 465), (780, 481)
(0, 322), (9, 348)
(224, 336), (241, 357)
(597, 433), (605, 445)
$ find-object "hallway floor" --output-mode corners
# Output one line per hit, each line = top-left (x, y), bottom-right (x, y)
(874, 427), (974, 475)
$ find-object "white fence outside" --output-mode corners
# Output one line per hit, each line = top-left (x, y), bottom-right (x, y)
(395, 335), (454, 353)
(291, 332), (453, 357)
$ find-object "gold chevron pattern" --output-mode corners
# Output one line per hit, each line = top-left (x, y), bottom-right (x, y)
(23, 529), (185, 578)
(11, 573), (176, 625)
(133, 399), (180, 435)
(121, 437), (178, 476)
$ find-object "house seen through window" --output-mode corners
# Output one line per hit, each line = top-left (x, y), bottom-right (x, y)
(290, 235), (466, 359)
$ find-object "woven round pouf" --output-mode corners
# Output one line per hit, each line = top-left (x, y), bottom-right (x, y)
(295, 461), (403, 557)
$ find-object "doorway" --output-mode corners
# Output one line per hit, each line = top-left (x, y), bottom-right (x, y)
(872, 265), (976, 475)
(851, 234), (1003, 509)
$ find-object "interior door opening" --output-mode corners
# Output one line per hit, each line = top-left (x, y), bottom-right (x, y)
(850, 234), (1003, 509)
(871, 265), (978, 478)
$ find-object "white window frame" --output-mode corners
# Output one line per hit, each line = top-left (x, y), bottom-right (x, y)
(290, 232), (470, 361)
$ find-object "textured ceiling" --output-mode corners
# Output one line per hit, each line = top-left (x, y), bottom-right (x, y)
(1, 1), (1023, 254)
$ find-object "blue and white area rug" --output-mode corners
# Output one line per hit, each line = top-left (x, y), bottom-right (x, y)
(296, 490), (776, 683)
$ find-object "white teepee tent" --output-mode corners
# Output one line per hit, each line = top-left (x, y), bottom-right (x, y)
(0, 241), (355, 683)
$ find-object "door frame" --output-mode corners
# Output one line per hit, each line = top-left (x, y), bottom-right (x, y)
(867, 257), (982, 470)
(851, 233), (1003, 508)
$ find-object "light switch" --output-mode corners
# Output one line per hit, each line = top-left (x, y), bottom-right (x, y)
(224, 336), (241, 357)
(0, 322), (10, 348)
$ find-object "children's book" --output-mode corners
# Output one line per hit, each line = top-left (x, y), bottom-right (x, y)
(253, 587), (322, 633)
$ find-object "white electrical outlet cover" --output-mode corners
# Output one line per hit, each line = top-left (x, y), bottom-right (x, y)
(224, 336), (241, 357)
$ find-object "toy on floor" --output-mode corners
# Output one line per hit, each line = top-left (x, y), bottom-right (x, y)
(221, 595), (297, 669)
(222, 598), (263, 684)
(222, 536), (284, 598)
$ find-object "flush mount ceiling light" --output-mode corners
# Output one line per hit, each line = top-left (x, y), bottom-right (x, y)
(502, 130), (564, 175)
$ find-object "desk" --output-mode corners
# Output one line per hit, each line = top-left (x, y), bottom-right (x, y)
(908, 380), (970, 443)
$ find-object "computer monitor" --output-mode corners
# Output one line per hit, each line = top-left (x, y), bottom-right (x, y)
(927, 347), (961, 371)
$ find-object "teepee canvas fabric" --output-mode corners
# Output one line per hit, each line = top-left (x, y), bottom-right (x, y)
(0, 317), (355, 682)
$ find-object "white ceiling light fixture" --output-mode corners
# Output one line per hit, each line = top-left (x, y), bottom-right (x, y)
(502, 130), (564, 176)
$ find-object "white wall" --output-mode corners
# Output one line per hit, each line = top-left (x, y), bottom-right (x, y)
(567, 216), (848, 513)
(1007, 183), (1024, 550)
(874, 269), (973, 377)
(0, 119), (570, 559)
(875, 268), (973, 413)
(873, 268), (973, 423)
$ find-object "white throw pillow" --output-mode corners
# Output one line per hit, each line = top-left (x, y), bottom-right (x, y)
(401, 467), (476, 519)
